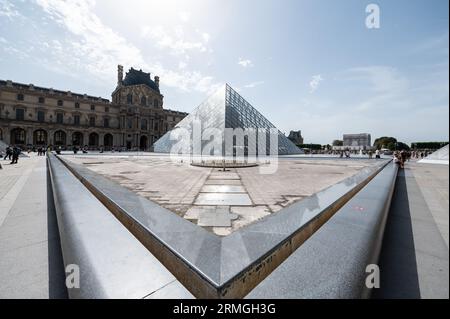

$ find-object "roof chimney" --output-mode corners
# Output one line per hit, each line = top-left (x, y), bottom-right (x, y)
(117, 65), (123, 85)
(154, 75), (159, 88)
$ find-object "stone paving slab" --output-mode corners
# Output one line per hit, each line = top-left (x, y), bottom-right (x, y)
(195, 193), (253, 206)
(201, 185), (246, 193)
(204, 179), (242, 185)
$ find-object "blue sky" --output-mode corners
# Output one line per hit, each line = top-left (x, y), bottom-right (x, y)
(0, 0), (448, 144)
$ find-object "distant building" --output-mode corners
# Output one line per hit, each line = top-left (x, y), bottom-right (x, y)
(287, 130), (304, 145)
(0, 65), (188, 150)
(333, 133), (372, 151)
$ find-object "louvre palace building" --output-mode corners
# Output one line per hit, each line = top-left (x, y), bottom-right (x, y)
(0, 65), (187, 150)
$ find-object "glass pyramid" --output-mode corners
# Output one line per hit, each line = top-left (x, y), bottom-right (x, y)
(153, 84), (303, 156)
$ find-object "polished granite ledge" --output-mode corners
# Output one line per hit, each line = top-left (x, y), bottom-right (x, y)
(54, 154), (390, 298)
(47, 155), (194, 299)
(247, 162), (398, 298)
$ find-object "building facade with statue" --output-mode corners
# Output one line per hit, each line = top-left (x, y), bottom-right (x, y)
(0, 65), (187, 151)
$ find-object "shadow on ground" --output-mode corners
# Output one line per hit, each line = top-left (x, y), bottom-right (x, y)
(372, 168), (421, 299)
(47, 167), (68, 299)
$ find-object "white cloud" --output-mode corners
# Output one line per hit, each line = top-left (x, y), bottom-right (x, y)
(309, 74), (323, 93)
(201, 32), (210, 43)
(178, 11), (191, 22)
(0, 0), (21, 19)
(141, 25), (210, 56)
(243, 81), (264, 88)
(33, 0), (219, 93)
(238, 57), (253, 68)
(284, 64), (448, 144)
(344, 66), (408, 93)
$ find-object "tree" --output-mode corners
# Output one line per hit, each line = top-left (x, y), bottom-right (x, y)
(411, 142), (449, 150)
(373, 137), (397, 150)
(396, 142), (410, 151)
(332, 140), (343, 146)
(298, 144), (322, 150)
(374, 136), (410, 151)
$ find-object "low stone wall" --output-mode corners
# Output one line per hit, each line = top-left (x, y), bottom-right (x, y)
(47, 153), (193, 298)
(247, 161), (398, 298)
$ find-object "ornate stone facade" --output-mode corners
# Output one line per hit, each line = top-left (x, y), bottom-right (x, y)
(0, 65), (187, 150)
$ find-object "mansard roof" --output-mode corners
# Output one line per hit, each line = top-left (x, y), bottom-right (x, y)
(122, 68), (160, 93)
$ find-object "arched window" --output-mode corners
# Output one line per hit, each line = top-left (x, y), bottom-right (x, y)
(127, 94), (133, 104)
(140, 96), (147, 106)
(33, 129), (47, 145)
(54, 131), (66, 145)
(88, 132), (99, 147)
(11, 128), (26, 144)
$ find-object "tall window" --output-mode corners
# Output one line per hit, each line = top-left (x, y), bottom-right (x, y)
(37, 110), (45, 122)
(127, 94), (133, 104)
(103, 118), (109, 128)
(56, 113), (63, 124)
(141, 119), (148, 130)
(74, 115), (80, 126)
(57, 100), (63, 106)
(55, 131), (65, 145)
(90, 104), (95, 111)
(153, 99), (159, 108)
(12, 129), (25, 144)
(35, 130), (46, 144)
(105, 106), (109, 112)
(16, 108), (25, 121)
(75, 102), (80, 108)
(140, 96), (147, 106)
(38, 97), (45, 104)
(89, 117), (96, 127)
(154, 121), (159, 131)
(127, 118), (132, 129)
(17, 93), (24, 101)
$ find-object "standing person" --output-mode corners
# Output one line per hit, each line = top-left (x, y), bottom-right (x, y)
(4, 146), (12, 160)
(375, 149), (380, 159)
(400, 150), (407, 168)
(10, 146), (20, 164)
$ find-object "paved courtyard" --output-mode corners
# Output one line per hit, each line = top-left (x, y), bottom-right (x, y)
(374, 161), (449, 299)
(64, 155), (376, 235)
(0, 154), (67, 299)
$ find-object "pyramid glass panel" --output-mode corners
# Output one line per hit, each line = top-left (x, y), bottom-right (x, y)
(153, 84), (302, 155)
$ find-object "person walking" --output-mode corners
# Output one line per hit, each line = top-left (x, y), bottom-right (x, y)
(4, 146), (12, 160)
(10, 146), (20, 164)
